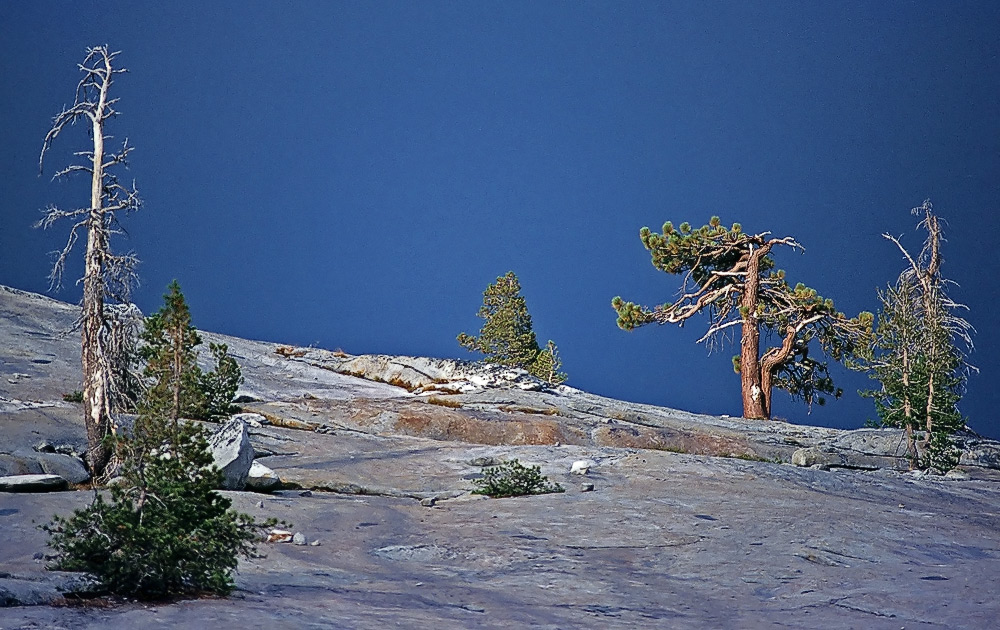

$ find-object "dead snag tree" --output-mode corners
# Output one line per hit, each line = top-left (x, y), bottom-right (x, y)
(37, 46), (141, 477)
(612, 218), (871, 419)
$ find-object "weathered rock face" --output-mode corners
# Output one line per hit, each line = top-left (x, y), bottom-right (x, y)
(207, 417), (254, 490)
(15, 449), (90, 484)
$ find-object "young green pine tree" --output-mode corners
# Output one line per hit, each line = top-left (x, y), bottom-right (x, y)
(45, 282), (269, 599)
(858, 201), (974, 471)
(139, 281), (243, 422)
(458, 271), (568, 385)
(531, 340), (567, 386)
(140, 280), (206, 421)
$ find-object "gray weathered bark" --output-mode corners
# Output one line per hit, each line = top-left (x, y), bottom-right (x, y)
(37, 46), (141, 477)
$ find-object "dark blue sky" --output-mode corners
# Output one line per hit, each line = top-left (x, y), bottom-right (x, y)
(2, 2), (998, 437)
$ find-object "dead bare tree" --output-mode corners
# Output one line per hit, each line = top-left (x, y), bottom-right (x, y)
(36, 46), (141, 477)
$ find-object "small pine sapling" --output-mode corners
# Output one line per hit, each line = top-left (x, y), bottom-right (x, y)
(472, 459), (565, 498)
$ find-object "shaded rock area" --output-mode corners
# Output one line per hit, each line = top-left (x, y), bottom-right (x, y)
(3, 284), (1000, 628)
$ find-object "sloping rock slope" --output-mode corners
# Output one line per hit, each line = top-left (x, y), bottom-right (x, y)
(3, 284), (1000, 629)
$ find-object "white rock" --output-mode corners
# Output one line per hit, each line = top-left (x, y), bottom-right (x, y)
(231, 412), (268, 428)
(292, 532), (307, 545)
(571, 460), (596, 475)
(245, 460), (280, 491)
(208, 417), (254, 490)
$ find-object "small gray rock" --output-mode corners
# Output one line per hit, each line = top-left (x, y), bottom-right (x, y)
(33, 441), (55, 453)
(468, 456), (499, 467)
(420, 497), (437, 507)
(310, 540), (321, 546)
(292, 532), (307, 545)
(245, 460), (281, 492)
(299, 490), (313, 497)
(581, 483), (595, 492)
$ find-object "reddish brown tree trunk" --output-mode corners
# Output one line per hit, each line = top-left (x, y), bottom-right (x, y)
(739, 245), (772, 419)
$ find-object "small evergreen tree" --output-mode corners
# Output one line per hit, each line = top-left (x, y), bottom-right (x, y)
(531, 340), (567, 386)
(200, 342), (244, 421)
(857, 201), (974, 471)
(139, 281), (243, 421)
(458, 271), (568, 385)
(472, 459), (565, 498)
(45, 283), (269, 599)
(140, 281), (205, 420)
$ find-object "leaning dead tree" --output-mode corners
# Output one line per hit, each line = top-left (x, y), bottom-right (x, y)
(613, 217), (872, 419)
(37, 46), (141, 477)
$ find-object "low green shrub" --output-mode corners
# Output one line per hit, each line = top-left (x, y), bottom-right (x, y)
(44, 415), (273, 600)
(472, 459), (564, 498)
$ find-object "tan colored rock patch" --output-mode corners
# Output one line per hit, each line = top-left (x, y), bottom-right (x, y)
(593, 424), (761, 459)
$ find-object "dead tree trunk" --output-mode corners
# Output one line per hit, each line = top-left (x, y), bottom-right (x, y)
(37, 46), (141, 478)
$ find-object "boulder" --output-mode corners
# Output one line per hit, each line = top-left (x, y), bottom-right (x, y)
(13, 448), (89, 485)
(208, 417), (254, 490)
(0, 453), (43, 477)
(0, 474), (68, 492)
(33, 452), (90, 485)
(245, 460), (280, 492)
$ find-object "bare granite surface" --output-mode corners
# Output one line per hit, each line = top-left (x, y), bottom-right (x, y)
(2, 284), (1000, 629)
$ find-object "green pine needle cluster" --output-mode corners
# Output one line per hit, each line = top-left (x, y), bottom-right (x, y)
(471, 459), (565, 498)
(459, 271), (567, 386)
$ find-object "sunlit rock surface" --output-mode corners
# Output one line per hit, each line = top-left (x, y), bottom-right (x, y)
(3, 284), (1000, 628)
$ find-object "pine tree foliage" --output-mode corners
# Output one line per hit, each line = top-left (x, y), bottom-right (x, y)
(44, 418), (269, 599)
(140, 281), (205, 421)
(458, 271), (568, 385)
(857, 201), (974, 471)
(140, 281), (243, 422)
(532, 340), (568, 386)
(45, 283), (268, 600)
(612, 217), (871, 419)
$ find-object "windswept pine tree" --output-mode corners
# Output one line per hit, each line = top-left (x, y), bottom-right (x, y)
(458, 271), (568, 386)
(857, 201), (975, 470)
(612, 217), (871, 419)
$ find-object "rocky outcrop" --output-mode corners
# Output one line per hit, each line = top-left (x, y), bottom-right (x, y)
(208, 417), (254, 490)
